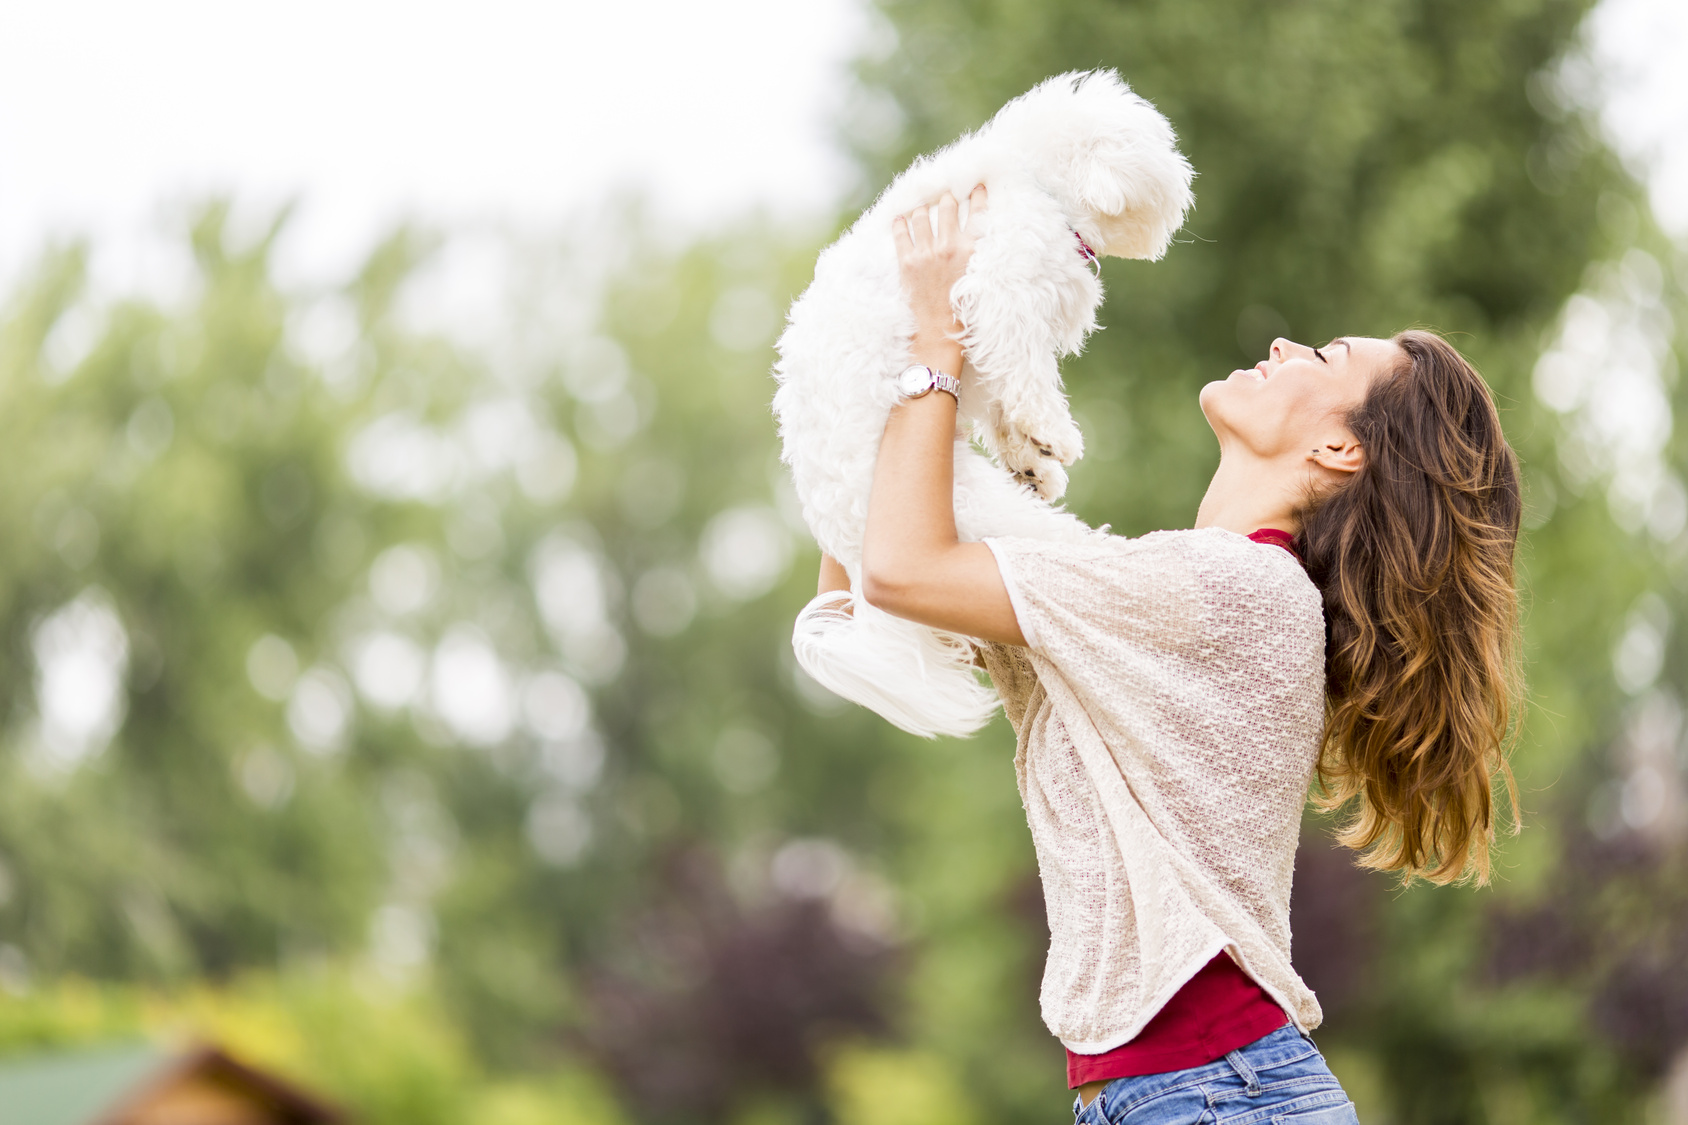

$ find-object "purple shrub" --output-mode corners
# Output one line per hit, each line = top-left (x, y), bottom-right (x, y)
(580, 848), (899, 1122)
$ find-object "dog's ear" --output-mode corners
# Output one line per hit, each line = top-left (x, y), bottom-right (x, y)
(1074, 138), (1194, 261)
(1087, 206), (1170, 262)
(1076, 148), (1130, 221)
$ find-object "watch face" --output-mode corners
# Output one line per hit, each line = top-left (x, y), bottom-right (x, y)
(897, 366), (931, 396)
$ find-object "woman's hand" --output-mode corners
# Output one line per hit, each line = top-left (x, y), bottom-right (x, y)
(892, 185), (988, 377)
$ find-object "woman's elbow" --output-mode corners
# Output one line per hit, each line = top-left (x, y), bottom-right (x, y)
(860, 562), (917, 616)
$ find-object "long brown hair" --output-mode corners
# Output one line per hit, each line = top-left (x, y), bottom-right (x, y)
(1296, 330), (1523, 885)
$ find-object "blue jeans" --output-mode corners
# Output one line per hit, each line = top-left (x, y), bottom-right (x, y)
(1070, 1024), (1359, 1124)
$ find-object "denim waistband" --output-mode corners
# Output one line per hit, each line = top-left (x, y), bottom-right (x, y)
(1079, 1024), (1316, 1104)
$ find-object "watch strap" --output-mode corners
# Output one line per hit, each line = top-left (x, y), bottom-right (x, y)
(899, 364), (961, 401)
(930, 370), (962, 400)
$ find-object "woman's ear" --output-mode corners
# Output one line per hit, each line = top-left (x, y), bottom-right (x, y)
(1308, 438), (1364, 475)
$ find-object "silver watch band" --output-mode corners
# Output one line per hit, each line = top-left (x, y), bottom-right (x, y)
(929, 369), (961, 399)
(898, 364), (962, 401)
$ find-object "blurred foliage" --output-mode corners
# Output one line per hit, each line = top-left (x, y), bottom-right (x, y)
(0, 202), (956, 1123)
(0, 1), (1684, 1124)
(0, 969), (627, 1125)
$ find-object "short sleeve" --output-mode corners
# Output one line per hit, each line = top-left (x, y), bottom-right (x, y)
(983, 531), (1207, 678)
(983, 538), (1041, 649)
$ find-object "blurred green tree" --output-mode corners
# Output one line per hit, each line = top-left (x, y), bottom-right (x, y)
(0, 202), (935, 1123)
(0, 213), (394, 981)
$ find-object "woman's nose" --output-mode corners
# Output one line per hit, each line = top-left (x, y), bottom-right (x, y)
(1269, 337), (1311, 362)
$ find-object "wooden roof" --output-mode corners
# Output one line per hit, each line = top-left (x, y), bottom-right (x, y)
(0, 1041), (344, 1125)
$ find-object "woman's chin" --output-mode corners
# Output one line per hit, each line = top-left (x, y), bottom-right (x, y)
(1197, 380), (1231, 429)
(1199, 380), (1272, 443)
(1199, 375), (1252, 412)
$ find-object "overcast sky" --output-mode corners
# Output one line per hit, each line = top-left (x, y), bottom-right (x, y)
(0, 0), (1682, 297)
(0, 0), (864, 292)
(1588, 0), (1688, 235)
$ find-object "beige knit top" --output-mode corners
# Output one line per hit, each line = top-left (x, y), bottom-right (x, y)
(977, 527), (1327, 1054)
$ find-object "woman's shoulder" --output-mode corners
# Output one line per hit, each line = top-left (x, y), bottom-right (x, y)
(1079, 527), (1322, 621)
(1164, 523), (1316, 582)
(1173, 529), (1324, 637)
(990, 526), (1299, 574)
(982, 528), (1196, 603)
(987, 526), (1318, 627)
(986, 525), (1200, 565)
(985, 527), (1321, 665)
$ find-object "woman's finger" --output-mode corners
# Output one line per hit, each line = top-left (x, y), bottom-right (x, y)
(892, 215), (913, 259)
(965, 184), (988, 233)
(933, 192), (960, 243)
(908, 204), (932, 251)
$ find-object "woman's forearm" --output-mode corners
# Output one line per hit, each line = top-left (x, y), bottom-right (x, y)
(861, 333), (964, 602)
(860, 347), (1021, 646)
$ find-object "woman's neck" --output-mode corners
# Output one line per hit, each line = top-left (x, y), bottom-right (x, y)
(1193, 450), (1304, 537)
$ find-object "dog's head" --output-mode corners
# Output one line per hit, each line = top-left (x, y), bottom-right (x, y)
(989, 70), (1195, 260)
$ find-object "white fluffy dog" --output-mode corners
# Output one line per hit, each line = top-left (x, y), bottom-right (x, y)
(771, 70), (1194, 738)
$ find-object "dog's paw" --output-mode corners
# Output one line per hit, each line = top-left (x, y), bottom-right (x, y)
(1003, 413), (1083, 470)
(1008, 458), (1068, 501)
(1029, 416), (1084, 466)
(1000, 429), (1071, 501)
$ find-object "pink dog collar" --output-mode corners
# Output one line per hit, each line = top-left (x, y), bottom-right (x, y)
(1074, 230), (1101, 276)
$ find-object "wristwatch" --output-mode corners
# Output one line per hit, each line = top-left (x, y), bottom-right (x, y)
(896, 364), (961, 401)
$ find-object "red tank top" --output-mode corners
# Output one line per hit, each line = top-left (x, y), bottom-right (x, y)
(1065, 953), (1289, 1086)
(1065, 529), (1299, 1088)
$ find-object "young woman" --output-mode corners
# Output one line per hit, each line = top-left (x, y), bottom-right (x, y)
(817, 186), (1522, 1123)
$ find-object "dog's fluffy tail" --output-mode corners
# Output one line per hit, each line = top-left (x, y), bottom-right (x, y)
(792, 589), (999, 738)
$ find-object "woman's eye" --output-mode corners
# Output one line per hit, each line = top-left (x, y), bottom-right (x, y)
(1313, 348), (1327, 363)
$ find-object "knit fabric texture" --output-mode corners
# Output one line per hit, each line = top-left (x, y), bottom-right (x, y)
(977, 526), (1327, 1053)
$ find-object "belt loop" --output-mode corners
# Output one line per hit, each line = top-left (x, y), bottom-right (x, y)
(1224, 1047), (1262, 1096)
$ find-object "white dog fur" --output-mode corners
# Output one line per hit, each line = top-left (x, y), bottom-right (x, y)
(771, 70), (1194, 738)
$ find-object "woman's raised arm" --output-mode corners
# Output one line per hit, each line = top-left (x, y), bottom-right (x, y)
(857, 187), (1025, 647)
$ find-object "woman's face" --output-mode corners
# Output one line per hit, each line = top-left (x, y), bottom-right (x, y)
(1200, 336), (1400, 460)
